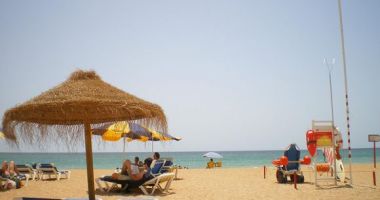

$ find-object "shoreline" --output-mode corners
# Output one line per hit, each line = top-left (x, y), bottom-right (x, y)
(1, 164), (379, 200)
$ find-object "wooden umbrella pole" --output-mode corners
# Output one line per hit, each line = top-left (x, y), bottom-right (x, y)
(84, 123), (95, 200)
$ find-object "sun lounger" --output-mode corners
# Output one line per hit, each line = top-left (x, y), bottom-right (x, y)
(138, 172), (175, 195)
(159, 158), (174, 173)
(96, 175), (126, 192)
(96, 165), (141, 192)
(38, 163), (71, 181)
(117, 197), (158, 200)
(14, 198), (103, 200)
(157, 158), (180, 179)
(149, 160), (165, 177)
(16, 164), (38, 181)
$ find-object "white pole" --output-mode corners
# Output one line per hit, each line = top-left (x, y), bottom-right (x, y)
(123, 137), (126, 153)
(325, 58), (338, 186)
(338, 0), (353, 185)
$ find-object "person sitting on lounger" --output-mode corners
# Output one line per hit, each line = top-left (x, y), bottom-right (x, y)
(132, 157), (141, 173)
(1, 160), (14, 189)
(207, 159), (215, 168)
(1, 161), (21, 189)
(97, 157), (153, 193)
(104, 158), (145, 182)
(1, 161), (11, 177)
(150, 152), (160, 168)
(9, 161), (25, 188)
(121, 157), (154, 193)
(113, 160), (138, 181)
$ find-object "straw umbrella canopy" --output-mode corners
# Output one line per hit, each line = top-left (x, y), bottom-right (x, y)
(2, 70), (167, 200)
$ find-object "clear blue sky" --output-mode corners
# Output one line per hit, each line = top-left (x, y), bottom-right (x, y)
(0, 0), (379, 152)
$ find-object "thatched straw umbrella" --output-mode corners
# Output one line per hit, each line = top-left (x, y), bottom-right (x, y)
(2, 70), (167, 200)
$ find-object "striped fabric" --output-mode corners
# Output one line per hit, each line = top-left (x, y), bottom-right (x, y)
(323, 147), (334, 165)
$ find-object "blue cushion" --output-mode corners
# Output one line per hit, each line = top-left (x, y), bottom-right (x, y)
(164, 160), (173, 167)
(151, 162), (164, 174)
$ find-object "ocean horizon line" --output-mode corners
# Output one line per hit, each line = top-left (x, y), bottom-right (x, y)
(1, 147), (377, 154)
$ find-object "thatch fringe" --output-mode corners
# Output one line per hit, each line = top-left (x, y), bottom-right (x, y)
(3, 118), (167, 151)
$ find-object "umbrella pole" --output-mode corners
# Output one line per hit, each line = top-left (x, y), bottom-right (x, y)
(123, 137), (126, 153)
(84, 123), (95, 200)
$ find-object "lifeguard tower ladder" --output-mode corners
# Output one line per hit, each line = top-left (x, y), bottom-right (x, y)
(311, 120), (337, 186)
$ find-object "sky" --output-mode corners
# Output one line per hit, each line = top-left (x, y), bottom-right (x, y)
(0, 0), (379, 152)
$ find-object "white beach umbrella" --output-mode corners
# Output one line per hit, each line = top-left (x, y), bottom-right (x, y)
(202, 152), (223, 159)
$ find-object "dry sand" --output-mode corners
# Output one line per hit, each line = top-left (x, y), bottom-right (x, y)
(1, 164), (379, 200)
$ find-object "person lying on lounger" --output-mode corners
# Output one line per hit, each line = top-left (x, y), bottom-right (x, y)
(98, 158), (154, 193)
(113, 160), (140, 181)
(120, 157), (154, 193)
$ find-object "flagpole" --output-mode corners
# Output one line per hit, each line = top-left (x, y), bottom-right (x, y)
(338, 0), (353, 185)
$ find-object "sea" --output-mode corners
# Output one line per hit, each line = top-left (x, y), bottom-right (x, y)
(0, 149), (378, 169)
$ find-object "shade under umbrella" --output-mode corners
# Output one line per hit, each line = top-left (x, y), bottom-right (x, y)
(2, 70), (167, 200)
(203, 152), (223, 159)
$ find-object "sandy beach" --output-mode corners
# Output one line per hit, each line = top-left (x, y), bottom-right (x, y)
(1, 164), (379, 200)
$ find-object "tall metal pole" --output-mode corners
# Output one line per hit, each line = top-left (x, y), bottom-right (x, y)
(338, 0), (353, 184)
(325, 59), (338, 186)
